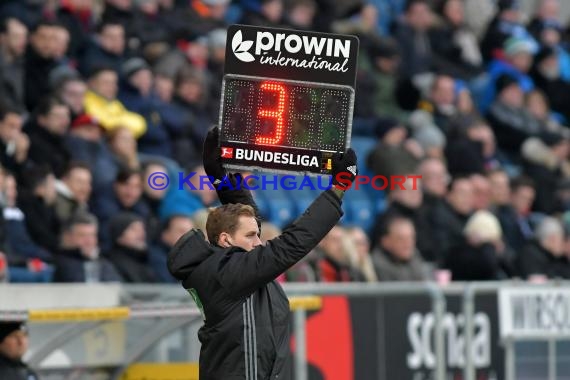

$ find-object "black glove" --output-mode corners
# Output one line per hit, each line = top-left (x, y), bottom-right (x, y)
(202, 126), (227, 186)
(331, 148), (358, 191)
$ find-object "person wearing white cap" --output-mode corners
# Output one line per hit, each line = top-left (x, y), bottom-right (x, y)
(443, 210), (512, 280)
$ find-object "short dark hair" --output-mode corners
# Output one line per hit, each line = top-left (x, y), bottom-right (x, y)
(87, 64), (117, 80)
(21, 164), (53, 191)
(61, 161), (91, 178)
(115, 168), (142, 184)
(206, 203), (257, 245)
(511, 175), (535, 192)
(96, 19), (124, 34)
(0, 102), (22, 121)
(405, 0), (429, 13)
(34, 96), (67, 117)
(31, 19), (63, 34)
(379, 214), (414, 238)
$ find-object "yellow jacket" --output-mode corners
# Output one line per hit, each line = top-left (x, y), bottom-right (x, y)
(83, 90), (147, 138)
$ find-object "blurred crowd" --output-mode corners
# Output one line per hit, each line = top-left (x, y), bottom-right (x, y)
(0, 0), (569, 284)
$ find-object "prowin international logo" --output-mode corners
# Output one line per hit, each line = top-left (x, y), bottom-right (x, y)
(230, 29), (351, 73)
(235, 148), (319, 167)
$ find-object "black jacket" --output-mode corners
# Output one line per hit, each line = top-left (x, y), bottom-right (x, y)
(515, 240), (570, 280)
(0, 353), (39, 380)
(168, 182), (343, 380)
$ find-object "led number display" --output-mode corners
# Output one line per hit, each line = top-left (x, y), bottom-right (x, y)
(220, 75), (354, 154)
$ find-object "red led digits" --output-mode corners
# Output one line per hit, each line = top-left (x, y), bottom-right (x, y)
(256, 81), (287, 146)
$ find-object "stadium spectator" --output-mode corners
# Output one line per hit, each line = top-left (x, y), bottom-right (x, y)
(527, 0), (562, 44)
(480, 0), (529, 62)
(531, 47), (570, 123)
(313, 226), (364, 282)
(24, 21), (63, 112)
(2, 172), (52, 263)
(54, 161), (92, 225)
(83, 66), (147, 138)
(54, 74), (88, 119)
(431, 0), (484, 80)
(445, 117), (499, 176)
(95, 168), (151, 248)
(65, 113), (118, 207)
(495, 175), (536, 252)
(104, 211), (157, 282)
(118, 57), (173, 157)
(284, 0), (317, 30)
(393, 0), (435, 78)
(159, 165), (218, 221)
(0, 321), (39, 380)
(346, 225), (377, 282)
(366, 118), (422, 179)
(149, 214), (194, 282)
(371, 215), (430, 281)
(413, 75), (461, 136)
(430, 176), (474, 265)
(417, 157), (449, 216)
(78, 19), (127, 76)
(169, 65), (214, 168)
(515, 216), (570, 279)
(0, 17), (27, 110)
(521, 131), (570, 214)
(487, 74), (542, 158)
(17, 165), (60, 254)
(53, 212), (121, 282)
(107, 126), (140, 170)
(444, 210), (511, 280)
(470, 174), (492, 211)
(26, 96), (71, 177)
(525, 89), (564, 132)
(372, 176), (435, 263)
(240, 0), (285, 27)
(0, 105), (29, 177)
(357, 36), (405, 121)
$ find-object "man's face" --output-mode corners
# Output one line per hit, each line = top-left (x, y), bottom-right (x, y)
(407, 2), (433, 31)
(69, 223), (98, 259)
(318, 226), (345, 262)
(162, 217), (194, 247)
(488, 172), (511, 206)
(115, 175), (143, 208)
(65, 168), (92, 204)
(143, 164), (167, 200)
(391, 178), (423, 209)
(511, 186), (535, 215)
(0, 112), (22, 142)
(38, 104), (70, 135)
(419, 159), (449, 197)
(381, 220), (416, 261)
(98, 25), (125, 55)
(431, 76), (455, 107)
(447, 179), (474, 215)
(220, 216), (261, 252)
(0, 329), (28, 361)
(2, 19), (28, 57)
(61, 80), (87, 114)
(30, 25), (57, 58)
(89, 70), (118, 100)
(118, 221), (147, 250)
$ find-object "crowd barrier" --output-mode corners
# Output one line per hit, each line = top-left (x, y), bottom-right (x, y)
(2, 281), (570, 380)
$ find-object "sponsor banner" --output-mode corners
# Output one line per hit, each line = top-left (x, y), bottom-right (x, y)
(225, 25), (359, 87)
(297, 293), (503, 380)
(498, 287), (570, 339)
(220, 142), (335, 175)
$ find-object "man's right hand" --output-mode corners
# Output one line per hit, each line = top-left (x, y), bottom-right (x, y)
(202, 126), (227, 186)
(331, 148), (358, 192)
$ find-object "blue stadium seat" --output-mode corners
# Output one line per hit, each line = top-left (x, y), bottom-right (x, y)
(341, 187), (375, 231)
